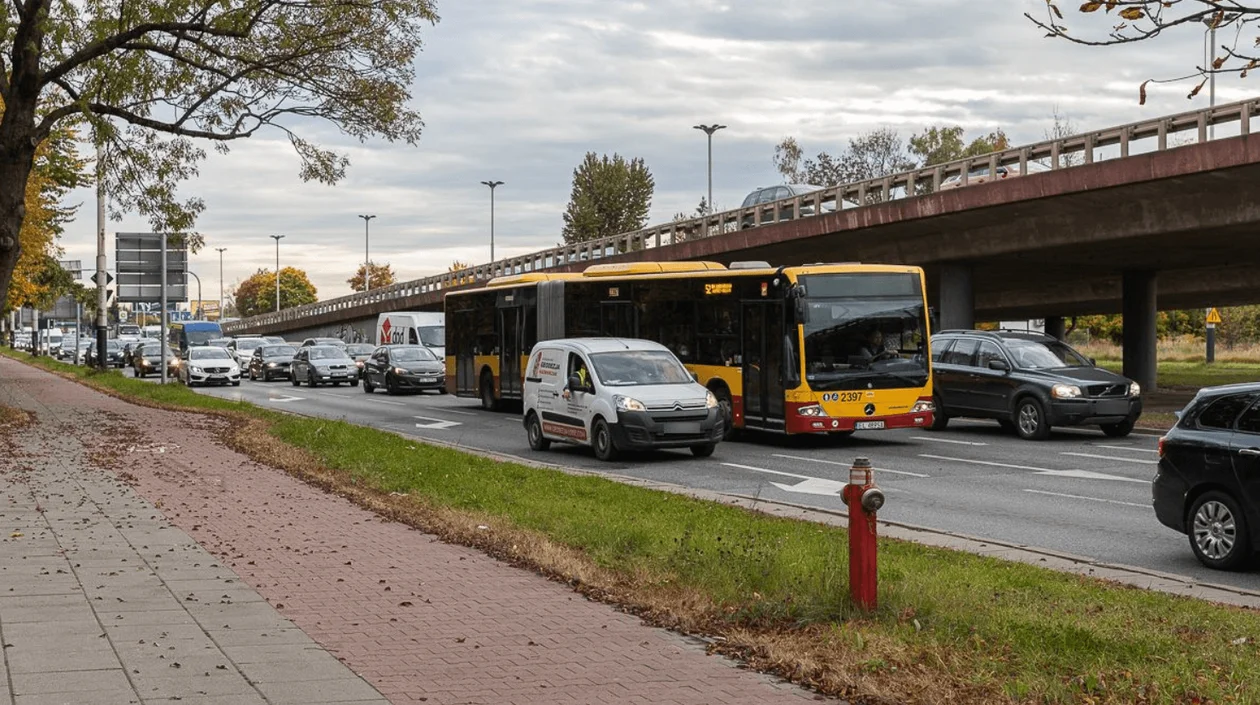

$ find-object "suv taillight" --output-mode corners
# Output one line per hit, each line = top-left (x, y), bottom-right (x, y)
(1158, 436), (1166, 458)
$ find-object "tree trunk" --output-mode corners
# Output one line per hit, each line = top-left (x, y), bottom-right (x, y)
(0, 154), (34, 305)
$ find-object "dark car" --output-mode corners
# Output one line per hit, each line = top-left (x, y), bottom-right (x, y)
(345, 343), (376, 375)
(1153, 384), (1260, 570)
(88, 340), (125, 368)
(247, 344), (298, 381)
(129, 341), (181, 378)
(362, 345), (446, 395)
(290, 345), (358, 387)
(928, 330), (1142, 440)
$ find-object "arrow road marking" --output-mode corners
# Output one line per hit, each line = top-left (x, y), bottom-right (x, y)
(269, 395), (305, 403)
(772, 453), (929, 478)
(920, 454), (1147, 483)
(1060, 452), (1157, 465)
(414, 416), (462, 430)
(1023, 489), (1148, 508)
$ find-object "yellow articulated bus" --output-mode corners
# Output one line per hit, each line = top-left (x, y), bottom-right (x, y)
(444, 261), (935, 436)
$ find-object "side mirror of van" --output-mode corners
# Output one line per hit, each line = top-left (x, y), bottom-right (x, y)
(691, 371), (699, 382)
(568, 374), (582, 391)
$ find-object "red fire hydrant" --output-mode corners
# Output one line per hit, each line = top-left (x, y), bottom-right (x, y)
(842, 457), (884, 612)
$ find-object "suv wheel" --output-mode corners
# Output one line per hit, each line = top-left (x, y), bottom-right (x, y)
(1015, 397), (1051, 440)
(928, 394), (949, 431)
(1101, 418), (1136, 438)
(1189, 491), (1252, 570)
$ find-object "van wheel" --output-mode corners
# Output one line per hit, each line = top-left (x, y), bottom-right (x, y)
(526, 413), (550, 451)
(480, 371), (499, 411)
(592, 418), (618, 461)
(712, 387), (737, 440)
(690, 444), (716, 458)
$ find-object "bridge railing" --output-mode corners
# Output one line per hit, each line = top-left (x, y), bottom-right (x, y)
(224, 95), (1260, 334)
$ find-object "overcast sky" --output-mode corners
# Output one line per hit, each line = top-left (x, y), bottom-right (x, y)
(55, 0), (1254, 304)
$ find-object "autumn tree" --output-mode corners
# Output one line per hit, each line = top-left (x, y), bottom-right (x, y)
(561, 153), (654, 244)
(1027, 1), (1252, 103)
(233, 267), (318, 317)
(347, 262), (396, 292)
(0, 0), (440, 310)
(908, 126), (1009, 167)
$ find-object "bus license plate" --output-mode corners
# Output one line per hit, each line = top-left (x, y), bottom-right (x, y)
(854, 420), (885, 430)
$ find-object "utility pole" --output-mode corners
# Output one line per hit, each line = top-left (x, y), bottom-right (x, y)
(480, 181), (503, 262)
(215, 247), (226, 320)
(358, 215), (376, 291)
(94, 142), (108, 369)
(270, 235), (285, 312)
(692, 124), (726, 214)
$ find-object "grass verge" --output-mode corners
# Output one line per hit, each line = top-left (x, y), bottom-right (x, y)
(5, 349), (1260, 704)
(1094, 359), (1260, 389)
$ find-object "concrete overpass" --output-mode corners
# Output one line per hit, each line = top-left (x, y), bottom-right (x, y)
(224, 96), (1260, 390)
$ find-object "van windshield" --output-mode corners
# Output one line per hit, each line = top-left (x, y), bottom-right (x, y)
(417, 326), (445, 347)
(590, 351), (692, 387)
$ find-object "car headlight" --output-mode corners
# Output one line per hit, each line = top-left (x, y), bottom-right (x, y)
(393, 367), (408, 375)
(191, 366), (203, 374)
(615, 395), (646, 412)
(229, 366), (239, 374)
(796, 404), (826, 417)
(266, 362), (276, 367)
(705, 391), (718, 409)
(355, 360), (364, 368)
(1129, 381), (1141, 397)
(1051, 384), (1083, 399)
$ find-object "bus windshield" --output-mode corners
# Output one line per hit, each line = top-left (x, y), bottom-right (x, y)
(799, 274), (929, 391)
(187, 330), (220, 346)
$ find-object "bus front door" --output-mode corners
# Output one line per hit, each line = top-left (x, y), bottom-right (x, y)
(742, 302), (786, 431)
(498, 307), (522, 400)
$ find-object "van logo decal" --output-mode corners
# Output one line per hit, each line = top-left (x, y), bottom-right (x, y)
(672, 402), (684, 411)
(380, 319), (392, 342)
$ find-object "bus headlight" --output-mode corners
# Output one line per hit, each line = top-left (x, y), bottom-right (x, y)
(797, 404), (825, 417)
(1051, 384), (1083, 399)
(1129, 382), (1141, 397)
(912, 399), (935, 413)
(615, 395), (646, 412)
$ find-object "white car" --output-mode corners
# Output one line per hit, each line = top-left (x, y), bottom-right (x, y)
(179, 346), (241, 387)
(522, 338), (724, 461)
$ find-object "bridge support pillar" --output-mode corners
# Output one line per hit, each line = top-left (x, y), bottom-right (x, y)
(936, 264), (975, 331)
(1122, 271), (1158, 392)
(1045, 316), (1066, 341)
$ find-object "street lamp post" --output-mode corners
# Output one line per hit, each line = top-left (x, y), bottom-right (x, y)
(358, 214), (376, 291)
(215, 247), (226, 319)
(185, 270), (202, 320)
(270, 235), (285, 312)
(692, 124), (726, 214)
(480, 180), (503, 263)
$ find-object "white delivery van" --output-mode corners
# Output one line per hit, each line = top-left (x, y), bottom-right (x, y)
(522, 338), (724, 461)
(376, 312), (445, 358)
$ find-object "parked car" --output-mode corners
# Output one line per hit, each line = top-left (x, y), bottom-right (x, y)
(179, 346), (241, 387)
(1153, 383), (1260, 570)
(247, 344), (298, 381)
(937, 162), (1048, 191)
(301, 337), (347, 348)
(928, 329), (1142, 440)
(738, 184), (835, 228)
(290, 345), (358, 387)
(346, 343), (376, 371)
(362, 345), (445, 395)
(130, 341), (181, 378)
(522, 338), (723, 461)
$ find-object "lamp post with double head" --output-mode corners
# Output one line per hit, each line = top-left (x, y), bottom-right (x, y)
(480, 180), (503, 263)
(692, 124), (726, 214)
(270, 235), (284, 312)
(358, 214), (376, 290)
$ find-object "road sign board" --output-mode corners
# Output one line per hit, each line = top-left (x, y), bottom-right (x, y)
(115, 233), (188, 303)
(58, 260), (82, 278)
(1206, 308), (1223, 325)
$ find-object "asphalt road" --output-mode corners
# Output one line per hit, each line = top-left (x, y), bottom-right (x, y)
(158, 374), (1260, 592)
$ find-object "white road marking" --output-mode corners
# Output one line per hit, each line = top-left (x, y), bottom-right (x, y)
(919, 454), (1147, 483)
(1023, 489), (1148, 508)
(908, 436), (987, 446)
(1096, 444), (1160, 454)
(1060, 452), (1157, 466)
(440, 409), (477, 416)
(722, 463), (898, 496)
(268, 395), (305, 403)
(373, 399), (407, 407)
(772, 453), (930, 478)
(413, 416), (462, 430)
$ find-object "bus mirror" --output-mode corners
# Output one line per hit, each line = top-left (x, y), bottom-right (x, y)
(782, 336), (801, 388)
(794, 298), (808, 323)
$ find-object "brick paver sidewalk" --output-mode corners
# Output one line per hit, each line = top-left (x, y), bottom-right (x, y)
(0, 357), (825, 705)
(0, 362), (387, 704)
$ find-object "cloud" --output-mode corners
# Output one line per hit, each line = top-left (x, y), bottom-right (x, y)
(55, 0), (1244, 302)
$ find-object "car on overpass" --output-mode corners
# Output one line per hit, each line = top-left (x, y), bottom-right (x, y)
(937, 162), (1048, 191)
(738, 184), (835, 228)
(1153, 384), (1260, 570)
(928, 329), (1141, 440)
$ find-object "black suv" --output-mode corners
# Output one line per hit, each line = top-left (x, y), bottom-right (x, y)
(929, 330), (1142, 440)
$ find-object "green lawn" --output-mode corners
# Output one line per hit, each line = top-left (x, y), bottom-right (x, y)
(1096, 359), (1260, 389)
(7, 349), (1260, 704)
